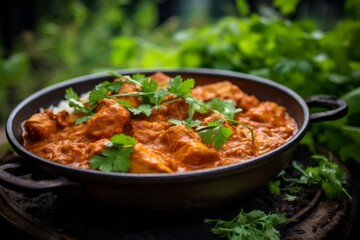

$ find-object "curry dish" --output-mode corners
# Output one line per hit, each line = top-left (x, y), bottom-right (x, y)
(22, 72), (298, 173)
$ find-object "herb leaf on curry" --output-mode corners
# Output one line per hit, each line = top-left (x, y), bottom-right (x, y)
(167, 76), (195, 98)
(197, 119), (232, 149)
(90, 134), (136, 173)
(206, 98), (242, 120)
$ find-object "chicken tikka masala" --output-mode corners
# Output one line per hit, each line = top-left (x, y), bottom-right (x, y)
(22, 72), (298, 173)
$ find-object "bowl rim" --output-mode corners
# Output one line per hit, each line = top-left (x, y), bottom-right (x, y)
(6, 68), (309, 181)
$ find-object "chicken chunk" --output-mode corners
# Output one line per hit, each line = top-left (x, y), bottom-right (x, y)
(243, 101), (287, 125)
(87, 139), (110, 156)
(146, 97), (189, 122)
(54, 110), (80, 128)
(129, 143), (174, 173)
(237, 101), (297, 139)
(85, 99), (130, 139)
(129, 120), (171, 145)
(22, 110), (57, 141)
(173, 141), (221, 166)
(160, 125), (221, 167)
(219, 124), (256, 165)
(149, 72), (172, 88)
(191, 81), (260, 110)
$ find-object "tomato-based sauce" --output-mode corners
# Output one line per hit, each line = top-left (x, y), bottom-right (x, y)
(23, 73), (298, 173)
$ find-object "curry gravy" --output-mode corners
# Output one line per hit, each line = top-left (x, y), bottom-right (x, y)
(23, 73), (298, 173)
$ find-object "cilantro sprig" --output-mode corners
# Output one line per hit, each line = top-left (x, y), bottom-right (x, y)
(65, 79), (124, 124)
(65, 72), (196, 122)
(294, 154), (351, 200)
(205, 209), (287, 240)
(170, 97), (254, 149)
(196, 119), (233, 150)
(268, 170), (303, 202)
(89, 134), (136, 172)
(268, 154), (352, 201)
(64, 88), (94, 124)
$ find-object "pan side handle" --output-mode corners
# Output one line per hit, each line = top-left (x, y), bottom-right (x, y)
(305, 95), (348, 123)
(0, 162), (78, 192)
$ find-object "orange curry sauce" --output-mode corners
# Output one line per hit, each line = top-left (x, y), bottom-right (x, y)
(22, 73), (298, 173)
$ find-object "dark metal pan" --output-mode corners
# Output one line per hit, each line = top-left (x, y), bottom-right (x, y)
(2, 68), (348, 209)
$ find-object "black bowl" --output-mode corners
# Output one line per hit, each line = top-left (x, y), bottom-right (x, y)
(4, 68), (347, 209)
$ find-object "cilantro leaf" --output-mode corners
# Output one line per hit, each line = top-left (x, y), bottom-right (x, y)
(96, 80), (123, 93)
(67, 98), (89, 114)
(205, 209), (286, 240)
(90, 151), (114, 172)
(89, 87), (109, 106)
(141, 78), (158, 93)
(168, 118), (201, 129)
(75, 114), (94, 125)
(89, 134), (136, 173)
(131, 73), (147, 82)
(65, 87), (79, 101)
(110, 133), (136, 146)
(117, 100), (152, 116)
(168, 119), (183, 126)
(269, 155), (351, 201)
(140, 78), (158, 104)
(167, 76), (195, 98)
(107, 81), (122, 93)
(65, 81), (122, 124)
(108, 71), (144, 87)
(268, 180), (281, 196)
(112, 147), (133, 172)
(131, 104), (152, 116)
(213, 125), (232, 149)
(284, 194), (297, 202)
(206, 98), (242, 120)
(153, 88), (168, 107)
(185, 96), (209, 121)
(65, 87), (91, 115)
(197, 119), (233, 149)
(296, 155), (351, 200)
(107, 71), (123, 79)
(117, 99), (133, 108)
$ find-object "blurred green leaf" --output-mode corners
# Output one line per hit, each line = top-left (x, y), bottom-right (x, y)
(134, 0), (158, 30)
(70, 1), (87, 25)
(235, 0), (250, 16)
(346, 0), (360, 19)
(0, 53), (29, 85)
(274, 0), (300, 15)
(110, 36), (137, 67)
(343, 87), (360, 122)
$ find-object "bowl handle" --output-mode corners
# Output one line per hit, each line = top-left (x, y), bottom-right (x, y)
(0, 162), (78, 192)
(305, 95), (348, 123)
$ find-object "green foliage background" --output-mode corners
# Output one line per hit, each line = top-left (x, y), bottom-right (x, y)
(1, 0), (359, 163)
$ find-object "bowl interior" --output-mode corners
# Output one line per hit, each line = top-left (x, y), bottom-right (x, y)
(6, 68), (309, 177)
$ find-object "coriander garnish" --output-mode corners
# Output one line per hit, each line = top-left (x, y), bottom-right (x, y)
(89, 134), (136, 172)
(268, 154), (352, 201)
(205, 209), (287, 240)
